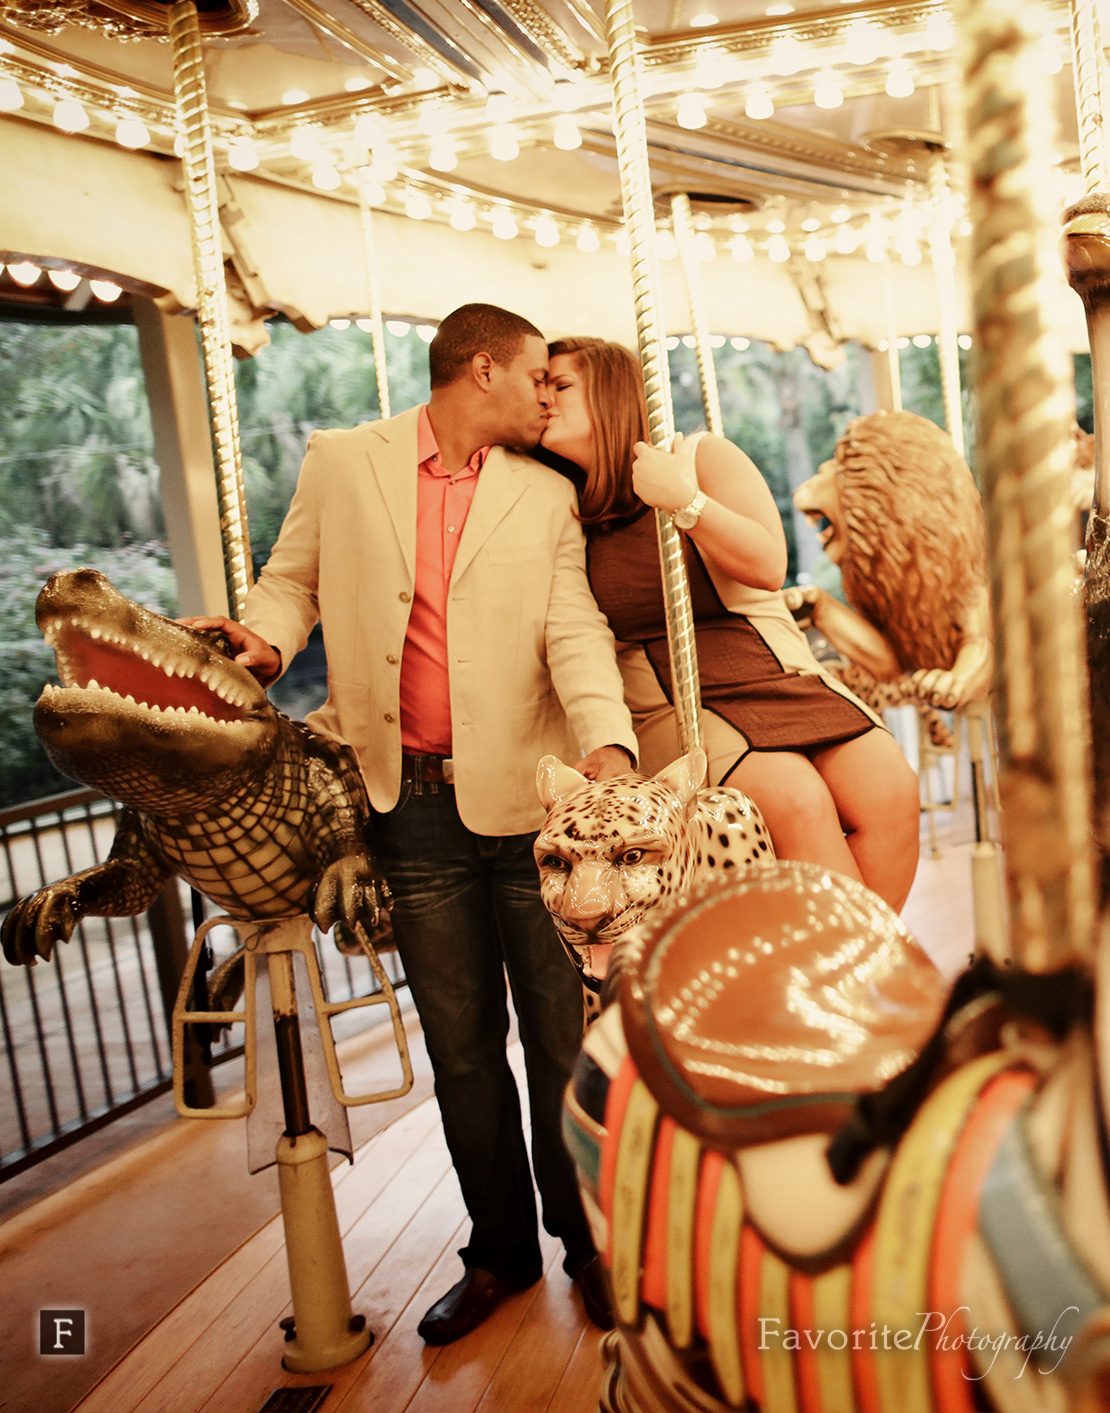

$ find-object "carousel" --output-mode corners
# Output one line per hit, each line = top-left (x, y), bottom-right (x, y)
(2, 0), (1110, 1408)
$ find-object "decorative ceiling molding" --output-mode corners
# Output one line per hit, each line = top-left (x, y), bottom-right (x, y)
(496, 0), (584, 71)
(279, 0), (415, 84)
(341, 0), (479, 84)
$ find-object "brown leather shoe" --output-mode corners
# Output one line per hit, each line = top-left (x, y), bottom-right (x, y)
(417, 1268), (518, 1345)
(571, 1254), (615, 1329)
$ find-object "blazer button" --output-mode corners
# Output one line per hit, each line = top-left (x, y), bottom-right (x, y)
(384, 713), (395, 723)
(386, 654), (398, 664)
(399, 591), (411, 603)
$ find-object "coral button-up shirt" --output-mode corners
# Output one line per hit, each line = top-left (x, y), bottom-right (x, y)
(399, 406), (489, 755)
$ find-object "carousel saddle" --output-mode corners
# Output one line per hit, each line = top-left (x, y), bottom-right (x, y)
(604, 866), (952, 1259)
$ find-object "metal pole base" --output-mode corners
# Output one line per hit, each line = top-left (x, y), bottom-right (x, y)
(275, 1126), (372, 1373)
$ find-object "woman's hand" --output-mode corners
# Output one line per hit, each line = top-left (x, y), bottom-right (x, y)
(631, 433), (699, 514)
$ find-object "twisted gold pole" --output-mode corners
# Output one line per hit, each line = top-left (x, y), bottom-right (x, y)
(670, 193), (723, 437)
(928, 150), (966, 457)
(605, 0), (702, 754)
(169, 0), (252, 619)
(357, 185), (391, 421)
(956, 0), (1095, 968)
(881, 263), (903, 411)
(1071, 0), (1109, 192)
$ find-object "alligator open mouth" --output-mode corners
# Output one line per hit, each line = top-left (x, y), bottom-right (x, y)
(41, 616), (258, 727)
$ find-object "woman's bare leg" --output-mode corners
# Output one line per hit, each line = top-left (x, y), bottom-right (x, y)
(725, 750), (863, 884)
(809, 730), (920, 911)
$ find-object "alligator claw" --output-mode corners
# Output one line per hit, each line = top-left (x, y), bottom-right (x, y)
(1, 881), (84, 966)
(310, 854), (384, 935)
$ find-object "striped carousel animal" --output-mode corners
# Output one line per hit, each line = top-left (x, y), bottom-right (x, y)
(562, 863), (1110, 1413)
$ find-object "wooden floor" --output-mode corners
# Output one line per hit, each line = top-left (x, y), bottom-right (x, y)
(1, 757), (982, 1413)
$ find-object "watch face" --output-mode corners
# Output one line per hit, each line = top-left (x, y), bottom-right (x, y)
(674, 507), (696, 529)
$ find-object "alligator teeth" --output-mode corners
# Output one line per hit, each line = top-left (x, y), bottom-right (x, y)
(188, 705), (199, 714)
(87, 679), (100, 690)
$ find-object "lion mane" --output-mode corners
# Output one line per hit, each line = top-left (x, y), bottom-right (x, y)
(833, 410), (986, 672)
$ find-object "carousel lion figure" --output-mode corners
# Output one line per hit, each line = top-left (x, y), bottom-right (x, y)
(789, 410), (992, 737)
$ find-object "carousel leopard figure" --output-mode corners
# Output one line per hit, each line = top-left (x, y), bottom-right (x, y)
(534, 749), (773, 1017)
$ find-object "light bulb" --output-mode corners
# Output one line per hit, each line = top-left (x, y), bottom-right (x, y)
(912, 334), (932, 348)
(47, 269), (81, 291)
(429, 138), (456, 171)
(228, 140), (259, 172)
(486, 91), (513, 123)
(656, 230), (678, 260)
(420, 104), (449, 136)
(866, 241), (886, 263)
(290, 127), (320, 161)
(360, 178), (386, 206)
(0, 78), (23, 111)
(492, 208), (518, 240)
(353, 114), (379, 147)
(771, 36), (805, 77)
(730, 336), (750, 350)
(833, 225), (858, 254)
(831, 204), (851, 224)
(709, 335), (726, 348)
(553, 114), (581, 150)
(765, 2), (793, 13)
(7, 261), (41, 287)
(924, 13), (955, 50)
(535, 216), (560, 248)
(694, 231), (716, 261)
(804, 235), (827, 261)
(386, 320), (411, 336)
(282, 89), (309, 105)
(345, 76), (372, 92)
(745, 85), (774, 120)
(490, 126), (519, 161)
(695, 51), (728, 89)
(449, 200), (477, 231)
(958, 334), (972, 350)
(898, 241), (922, 266)
(330, 318), (351, 329)
(416, 325), (437, 342)
(801, 217), (821, 232)
(767, 234), (791, 263)
(115, 117), (150, 149)
(53, 99), (89, 133)
(682, 335), (697, 348)
(885, 63), (914, 98)
(730, 235), (754, 262)
(666, 336), (681, 351)
(677, 94), (708, 129)
(576, 225), (600, 253)
(404, 191), (432, 219)
(844, 21), (882, 67)
(368, 147), (397, 183)
(766, 218), (785, 234)
(896, 337), (910, 350)
(355, 318), (375, 332)
(312, 164), (341, 191)
(690, 12), (718, 26)
(89, 279), (122, 302)
(813, 71), (843, 109)
(412, 67), (438, 89)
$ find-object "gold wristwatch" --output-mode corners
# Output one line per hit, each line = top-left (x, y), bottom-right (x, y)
(671, 489), (708, 530)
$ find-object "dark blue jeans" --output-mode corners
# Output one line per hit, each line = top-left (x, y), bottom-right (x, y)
(368, 778), (594, 1287)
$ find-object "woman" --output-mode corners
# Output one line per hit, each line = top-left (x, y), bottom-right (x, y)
(541, 337), (919, 912)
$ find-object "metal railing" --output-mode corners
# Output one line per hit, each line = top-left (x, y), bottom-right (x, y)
(0, 787), (406, 1181)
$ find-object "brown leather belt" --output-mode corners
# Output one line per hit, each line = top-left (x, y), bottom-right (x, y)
(400, 752), (454, 785)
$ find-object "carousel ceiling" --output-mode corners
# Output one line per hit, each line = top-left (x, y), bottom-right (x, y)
(0, 0), (1097, 348)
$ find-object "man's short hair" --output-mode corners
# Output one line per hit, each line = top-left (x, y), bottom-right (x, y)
(428, 303), (543, 388)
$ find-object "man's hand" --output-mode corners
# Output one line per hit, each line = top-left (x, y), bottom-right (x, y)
(177, 615), (282, 688)
(574, 745), (635, 782)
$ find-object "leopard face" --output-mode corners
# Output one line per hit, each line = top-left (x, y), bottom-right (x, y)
(535, 750), (773, 992)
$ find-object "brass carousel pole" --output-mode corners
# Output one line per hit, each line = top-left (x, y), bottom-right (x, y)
(357, 180), (391, 421)
(168, 0), (253, 619)
(670, 193), (723, 437)
(605, 0), (702, 753)
(955, 0), (1096, 969)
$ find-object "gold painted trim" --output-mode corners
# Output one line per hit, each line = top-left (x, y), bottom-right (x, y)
(759, 1249), (799, 1413)
(342, 0), (474, 84)
(665, 1125), (700, 1349)
(706, 1160), (745, 1406)
(498, 0), (583, 70)
(610, 1078), (659, 1328)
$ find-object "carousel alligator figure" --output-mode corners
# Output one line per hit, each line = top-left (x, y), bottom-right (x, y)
(1, 568), (384, 968)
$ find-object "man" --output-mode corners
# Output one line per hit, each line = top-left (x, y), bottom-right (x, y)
(194, 303), (638, 1344)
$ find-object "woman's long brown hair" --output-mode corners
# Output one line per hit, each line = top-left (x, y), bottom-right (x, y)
(547, 337), (650, 527)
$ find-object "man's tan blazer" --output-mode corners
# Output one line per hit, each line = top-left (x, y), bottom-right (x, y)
(244, 404), (638, 835)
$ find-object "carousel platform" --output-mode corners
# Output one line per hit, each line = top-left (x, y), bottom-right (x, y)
(1, 781), (976, 1413)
